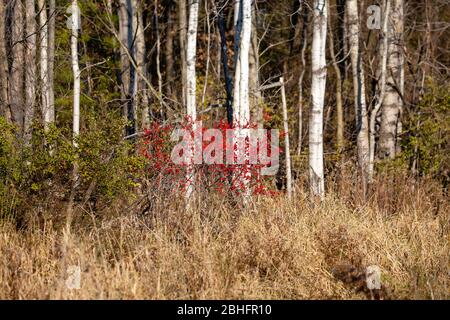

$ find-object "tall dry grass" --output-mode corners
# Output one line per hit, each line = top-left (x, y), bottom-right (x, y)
(0, 172), (448, 300)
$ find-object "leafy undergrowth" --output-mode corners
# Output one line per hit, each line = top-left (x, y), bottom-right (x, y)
(0, 175), (448, 300)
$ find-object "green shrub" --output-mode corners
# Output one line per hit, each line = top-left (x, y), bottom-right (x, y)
(401, 80), (450, 186)
(0, 110), (145, 223)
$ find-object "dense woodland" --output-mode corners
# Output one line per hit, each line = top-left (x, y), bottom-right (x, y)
(0, 0), (448, 299)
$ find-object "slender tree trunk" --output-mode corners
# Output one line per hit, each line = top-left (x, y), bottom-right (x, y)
(118, 1), (130, 107)
(379, 0), (403, 159)
(217, 0), (233, 125)
(396, 1), (404, 155)
(280, 77), (292, 200)
(232, 0), (242, 124)
(154, 0), (163, 111)
(70, 0), (80, 148)
(201, 0), (211, 109)
(38, 0), (51, 129)
(249, 1), (262, 128)
(10, 0), (25, 133)
(327, 5), (344, 152)
(234, 0), (251, 127)
(179, 0), (188, 107)
(336, 0), (347, 79)
(24, 0), (37, 145)
(118, 0), (136, 136)
(369, 0), (390, 181)
(232, 0), (252, 197)
(185, 0), (199, 200)
(297, 6), (308, 156)
(0, 1), (10, 121)
(165, 2), (175, 100)
(48, 0), (55, 124)
(186, 0), (199, 120)
(347, 0), (369, 194)
(127, 0), (136, 136)
(66, 0), (81, 222)
(133, 0), (149, 129)
(309, 0), (327, 198)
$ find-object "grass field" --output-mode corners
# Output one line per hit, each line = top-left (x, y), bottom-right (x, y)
(0, 172), (448, 300)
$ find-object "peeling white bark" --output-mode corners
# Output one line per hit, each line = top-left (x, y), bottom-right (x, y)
(185, 0), (199, 200)
(369, 0), (390, 182)
(309, 0), (327, 198)
(379, 0), (404, 159)
(70, 0), (80, 148)
(38, 0), (52, 129)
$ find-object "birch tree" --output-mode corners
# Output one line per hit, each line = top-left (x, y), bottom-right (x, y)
(232, 0), (241, 122)
(232, 0), (252, 196)
(379, 0), (404, 159)
(347, 0), (369, 192)
(185, 0), (199, 199)
(38, 0), (52, 128)
(249, 2), (262, 128)
(369, 0), (390, 181)
(186, 0), (199, 121)
(48, 0), (56, 124)
(281, 77), (292, 200)
(70, 0), (80, 148)
(233, 0), (251, 128)
(309, 0), (327, 198)
(154, 0), (163, 109)
(179, 0), (188, 107)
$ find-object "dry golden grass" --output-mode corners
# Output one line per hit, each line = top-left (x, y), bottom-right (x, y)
(0, 174), (448, 300)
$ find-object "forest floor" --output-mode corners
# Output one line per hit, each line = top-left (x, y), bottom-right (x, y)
(0, 174), (448, 300)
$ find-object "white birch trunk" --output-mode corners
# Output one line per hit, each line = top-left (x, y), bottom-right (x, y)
(154, 0), (163, 108)
(280, 77), (292, 200)
(232, 0), (242, 124)
(48, 0), (55, 124)
(179, 0), (188, 107)
(232, 0), (252, 127)
(186, 0), (199, 120)
(185, 0), (199, 200)
(70, 0), (80, 148)
(309, 0), (327, 198)
(379, 0), (403, 159)
(232, 0), (252, 197)
(369, 0), (390, 182)
(38, 0), (51, 129)
(238, 0), (251, 127)
(249, 2), (262, 128)
(396, 0), (404, 155)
